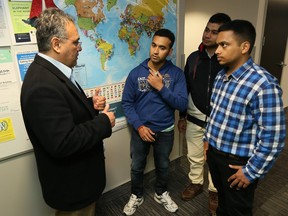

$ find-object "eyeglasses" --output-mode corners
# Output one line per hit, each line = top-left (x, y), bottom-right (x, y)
(61, 37), (82, 48)
(72, 41), (82, 48)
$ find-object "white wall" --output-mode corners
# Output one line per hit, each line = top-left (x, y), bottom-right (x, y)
(0, 153), (54, 216)
(0, 1), (269, 215)
(184, 0), (265, 64)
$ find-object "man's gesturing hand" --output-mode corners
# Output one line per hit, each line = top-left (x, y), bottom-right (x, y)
(102, 104), (115, 128)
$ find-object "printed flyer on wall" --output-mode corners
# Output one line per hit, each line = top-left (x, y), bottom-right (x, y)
(6, 0), (36, 44)
(0, 1), (11, 46)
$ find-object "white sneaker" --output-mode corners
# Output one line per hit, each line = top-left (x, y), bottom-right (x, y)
(154, 191), (178, 212)
(123, 194), (144, 215)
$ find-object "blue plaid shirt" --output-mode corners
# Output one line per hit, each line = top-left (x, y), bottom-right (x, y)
(205, 58), (286, 182)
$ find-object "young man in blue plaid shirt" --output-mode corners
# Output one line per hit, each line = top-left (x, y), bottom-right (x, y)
(204, 20), (286, 216)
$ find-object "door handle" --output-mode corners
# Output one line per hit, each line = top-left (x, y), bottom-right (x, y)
(276, 61), (287, 68)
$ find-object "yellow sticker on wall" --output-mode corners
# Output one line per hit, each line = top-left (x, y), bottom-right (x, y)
(0, 117), (16, 143)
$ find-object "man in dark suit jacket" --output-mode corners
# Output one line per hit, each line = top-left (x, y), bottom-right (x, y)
(20, 8), (115, 216)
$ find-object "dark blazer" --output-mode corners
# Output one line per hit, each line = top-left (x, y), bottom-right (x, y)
(20, 54), (112, 211)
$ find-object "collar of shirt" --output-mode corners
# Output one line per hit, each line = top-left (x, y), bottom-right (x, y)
(221, 57), (254, 81)
(205, 49), (213, 59)
(38, 52), (72, 79)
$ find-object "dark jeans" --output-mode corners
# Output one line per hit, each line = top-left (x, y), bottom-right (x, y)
(207, 146), (258, 216)
(130, 129), (174, 197)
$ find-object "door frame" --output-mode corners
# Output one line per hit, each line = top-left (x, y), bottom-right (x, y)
(280, 38), (288, 108)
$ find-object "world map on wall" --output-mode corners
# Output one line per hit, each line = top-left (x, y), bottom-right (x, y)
(54, 0), (177, 90)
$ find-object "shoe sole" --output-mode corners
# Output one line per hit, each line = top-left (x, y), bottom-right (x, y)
(123, 198), (144, 215)
(154, 196), (178, 213)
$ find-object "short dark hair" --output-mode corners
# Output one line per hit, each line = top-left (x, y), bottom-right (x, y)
(153, 28), (175, 48)
(209, 13), (231, 24)
(218, 19), (256, 54)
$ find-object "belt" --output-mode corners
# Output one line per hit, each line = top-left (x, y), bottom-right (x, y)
(209, 145), (249, 161)
(186, 114), (207, 128)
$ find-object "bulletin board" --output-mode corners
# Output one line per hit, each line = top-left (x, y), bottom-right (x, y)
(0, 0), (178, 160)
(0, 0), (37, 161)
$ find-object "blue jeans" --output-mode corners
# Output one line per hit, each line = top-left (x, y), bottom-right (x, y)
(130, 129), (174, 197)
